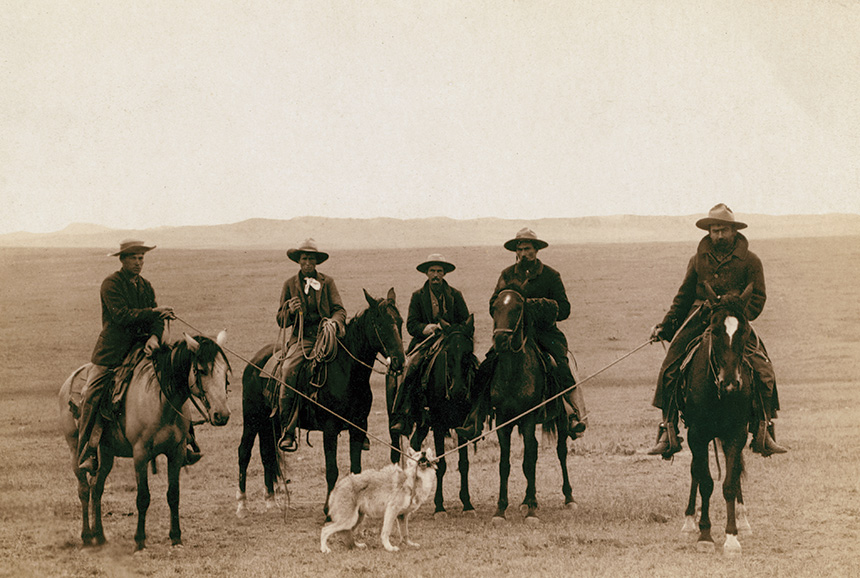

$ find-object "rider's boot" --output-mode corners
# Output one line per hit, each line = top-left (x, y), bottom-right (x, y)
(277, 384), (298, 453)
(751, 396), (787, 457)
(647, 411), (682, 459)
(185, 423), (203, 466)
(455, 398), (486, 441)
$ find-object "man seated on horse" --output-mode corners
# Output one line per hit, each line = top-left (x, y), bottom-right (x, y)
(389, 253), (471, 437)
(456, 228), (587, 441)
(647, 204), (787, 459)
(274, 238), (347, 452)
(77, 239), (186, 475)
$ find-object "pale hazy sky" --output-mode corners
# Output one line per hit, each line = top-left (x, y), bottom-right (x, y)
(2, 1), (858, 234)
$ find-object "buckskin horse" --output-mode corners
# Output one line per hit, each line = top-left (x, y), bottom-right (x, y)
(680, 283), (755, 554)
(490, 288), (574, 523)
(237, 289), (405, 518)
(59, 332), (231, 551)
(398, 314), (478, 516)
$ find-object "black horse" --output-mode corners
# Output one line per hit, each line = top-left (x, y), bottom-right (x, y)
(490, 289), (574, 523)
(681, 283), (755, 554)
(237, 289), (405, 518)
(396, 314), (478, 516)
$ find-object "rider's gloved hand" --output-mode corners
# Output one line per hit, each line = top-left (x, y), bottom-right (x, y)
(423, 323), (440, 335)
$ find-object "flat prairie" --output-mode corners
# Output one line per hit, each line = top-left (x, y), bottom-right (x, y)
(1, 236), (858, 577)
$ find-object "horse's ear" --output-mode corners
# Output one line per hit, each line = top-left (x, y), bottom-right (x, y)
(216, 330), (227, 347)
(740, 283), (754, 304)
(184, 333), (200, 352)
(703, 281), (719, 304)
(363, 288), (377, 308)
(387, 287), (396, 303)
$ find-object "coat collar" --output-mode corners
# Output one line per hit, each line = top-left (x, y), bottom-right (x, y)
(697, 232), (749, 261)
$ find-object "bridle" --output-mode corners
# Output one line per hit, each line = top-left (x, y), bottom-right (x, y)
(492, 289), (526, 353)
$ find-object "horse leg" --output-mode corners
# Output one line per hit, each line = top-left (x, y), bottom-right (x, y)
(689, 435), (714, 551)
(89, 452), (114, 547)
(73, 454), (93, 546)
(133, 451), (151, 551)
(322, 425), (340, 521)
(722, 437), (745, 555)
(348, 426), (364, 475)
(431, 428), (447, 516)
(520, 421), (539, 523)
(237, 421), (257, 518)
(735, 478), (751, 536)
(555, 418), (575, 508)
(682, 475), (699, 534)
(259, 419), (279, 510)
(167, 452), (183, 547)
(493, 426), (512, 523)
(456, 433), (475, 515)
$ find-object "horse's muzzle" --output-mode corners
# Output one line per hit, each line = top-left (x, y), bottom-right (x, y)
(211, 410), (230, 426)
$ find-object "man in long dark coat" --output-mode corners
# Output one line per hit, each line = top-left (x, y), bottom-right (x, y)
(274, 238), (347, 452)
(388, 254), (471, 437)
(456, 228), (587, 440)
(647, 204), (786, 458)
(77, 239), (178, 474)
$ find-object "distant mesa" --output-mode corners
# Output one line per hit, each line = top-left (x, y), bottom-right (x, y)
(0, 214), (857, 250)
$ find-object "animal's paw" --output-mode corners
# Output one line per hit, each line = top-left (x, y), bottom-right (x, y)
(354, 542), (367, 549)
(321, 545), (331, 554)
(406, 540), (420, 548)
(384, 544), (400, 552)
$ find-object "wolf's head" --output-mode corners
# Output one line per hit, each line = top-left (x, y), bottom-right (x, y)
(403, 447), (437, 489)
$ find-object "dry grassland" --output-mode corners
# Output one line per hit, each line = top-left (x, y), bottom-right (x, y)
(0, 236), (858, 577)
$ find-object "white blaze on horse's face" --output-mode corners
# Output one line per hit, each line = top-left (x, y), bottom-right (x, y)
(724, 316), (739, 343)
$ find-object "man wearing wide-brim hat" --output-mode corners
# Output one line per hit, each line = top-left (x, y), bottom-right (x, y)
(388, 254), (472, 438)
(274, 238), (347, 452)
(647, 204), (786, 458)
(77, 240), (181, 474)
(456, 228), (588, 441)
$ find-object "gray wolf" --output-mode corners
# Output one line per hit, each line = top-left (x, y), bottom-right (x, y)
(320, 447), (437, 553)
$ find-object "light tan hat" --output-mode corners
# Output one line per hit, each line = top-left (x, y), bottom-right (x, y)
(110, 239), (156, 257)
(696, 204), (748, 230)
(503, 228), (548, 252)
(287, 238), (329, 264)
(417, 253), (455, 274)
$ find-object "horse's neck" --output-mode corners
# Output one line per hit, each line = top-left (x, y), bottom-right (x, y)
(342, 315), (378, 363)
(129, 355), (188, 422)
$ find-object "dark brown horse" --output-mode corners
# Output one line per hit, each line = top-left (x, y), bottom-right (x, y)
(59, 332), (231, 551)
(238, 289), (405, 518)
(681, 283), (755, 554)
(490, 289), (574, 523)
(404, 314), (478, 516)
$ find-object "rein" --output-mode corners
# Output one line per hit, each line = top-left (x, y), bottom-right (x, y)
(493, 290), (526, 353)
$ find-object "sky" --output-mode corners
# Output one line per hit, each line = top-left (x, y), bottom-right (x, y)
(1, 0), (858, 234)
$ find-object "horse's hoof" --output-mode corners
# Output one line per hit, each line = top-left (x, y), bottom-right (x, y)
(433, 510), (448, 520)
(737, 520), (752, 536)
(723, 534), (741, 556)
(563, 499), (578, 510)
(681, 516), (698, 534)
(236, 502), (248, 519)
(463, 508), (477, 518)
(491, 516), (506, 526)
(525, 515), (541, 525)
(696, 540), (715, 553)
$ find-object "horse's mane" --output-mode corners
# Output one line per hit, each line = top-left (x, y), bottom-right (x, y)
(341, 296), (402, 349)
(149, 336), (229, 399)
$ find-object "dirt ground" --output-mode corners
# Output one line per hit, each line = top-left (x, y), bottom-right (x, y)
(1, 236), (858, 577)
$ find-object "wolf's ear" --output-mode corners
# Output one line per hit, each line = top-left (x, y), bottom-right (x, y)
(425, 447), (435, 461)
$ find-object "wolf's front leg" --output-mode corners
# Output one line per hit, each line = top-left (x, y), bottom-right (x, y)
(401, 514), (420, 548)
(381, 510), (400, 552)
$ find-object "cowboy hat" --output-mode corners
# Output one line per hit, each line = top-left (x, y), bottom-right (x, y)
(109, 239), (156, 257)
(287, 238), (330, 264)
(416, 253), (455, 274)
(695, 203), (748, 230)
(503, 228), (549, 252)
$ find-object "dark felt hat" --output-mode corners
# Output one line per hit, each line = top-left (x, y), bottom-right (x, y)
(287, 238), (329, 264)
(503, 228), (548, 252)
(695, 204), (748, 230)
(417, 253), (455, 274)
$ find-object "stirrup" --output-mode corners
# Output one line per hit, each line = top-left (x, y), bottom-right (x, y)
(278, 432), (298, 453)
